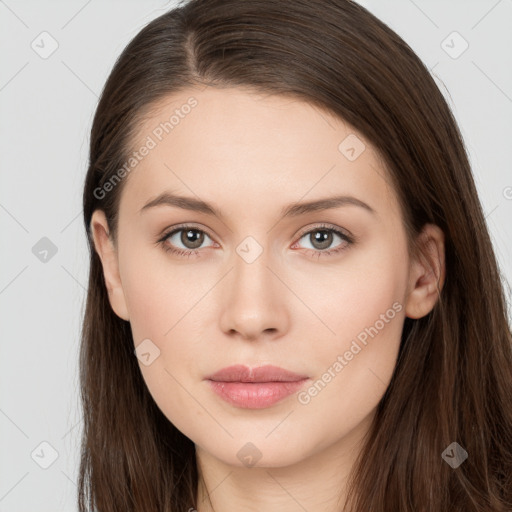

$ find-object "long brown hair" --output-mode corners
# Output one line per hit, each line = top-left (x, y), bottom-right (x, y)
(79, 0), (512, 510)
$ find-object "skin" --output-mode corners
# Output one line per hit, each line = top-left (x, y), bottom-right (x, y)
(91, 86), (445, 511)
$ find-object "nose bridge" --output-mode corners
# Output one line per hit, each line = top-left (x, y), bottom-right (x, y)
(231, 233), (275, 299)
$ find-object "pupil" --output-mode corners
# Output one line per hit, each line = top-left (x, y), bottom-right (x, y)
(183, 229), (203, 248)
(313, 230), (332, 250)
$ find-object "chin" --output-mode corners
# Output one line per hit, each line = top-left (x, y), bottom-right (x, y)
(200, 436), (314, 469)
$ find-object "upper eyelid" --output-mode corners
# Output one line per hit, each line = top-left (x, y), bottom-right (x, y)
(161, 223), (215, 241)
(296, 223), (351, 239)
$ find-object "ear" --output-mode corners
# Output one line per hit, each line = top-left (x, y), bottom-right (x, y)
(404, 223), (446, 319)
(90, 209), (130, 321)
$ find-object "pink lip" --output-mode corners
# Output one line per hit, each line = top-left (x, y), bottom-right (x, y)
(205, 364), (309, 409)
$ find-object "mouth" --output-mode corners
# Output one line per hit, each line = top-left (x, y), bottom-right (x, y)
(205, 364), (310, 409)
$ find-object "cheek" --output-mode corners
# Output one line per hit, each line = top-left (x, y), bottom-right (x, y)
(119, 254), (205, 433)
(296, 243), (407, 416)
(292, 303), (404, 462)
(120, 250), (208, 383)
(289, 237), (408, 346)
(120, 248), (200, 342)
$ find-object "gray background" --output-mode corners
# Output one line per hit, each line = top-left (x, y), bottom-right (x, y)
(1, 0), (511, 510)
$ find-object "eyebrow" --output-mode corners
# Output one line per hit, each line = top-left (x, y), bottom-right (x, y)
(139, 191), (376, 218)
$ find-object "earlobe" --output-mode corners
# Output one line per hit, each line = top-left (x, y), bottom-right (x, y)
(90, 210), (130, 321)
(404, 224), (446, 319)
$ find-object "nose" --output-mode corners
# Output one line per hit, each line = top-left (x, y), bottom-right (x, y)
(218, 246), (290, 342)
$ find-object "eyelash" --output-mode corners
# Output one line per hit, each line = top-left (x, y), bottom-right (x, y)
(157, 223), (355, 259)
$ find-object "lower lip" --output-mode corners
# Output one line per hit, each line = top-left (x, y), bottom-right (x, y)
(206, 379), (309, 409)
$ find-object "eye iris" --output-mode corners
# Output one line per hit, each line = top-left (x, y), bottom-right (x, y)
(311, 230), (333, 250)
(182, 229), (204, 249)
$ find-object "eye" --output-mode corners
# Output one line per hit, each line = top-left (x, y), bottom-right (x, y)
(292, 223), (354, 258)
(157, 223), (354, 259)
(158, 225), (216, 258)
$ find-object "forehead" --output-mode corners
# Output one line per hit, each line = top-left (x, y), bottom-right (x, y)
(119, 86), (398, 223)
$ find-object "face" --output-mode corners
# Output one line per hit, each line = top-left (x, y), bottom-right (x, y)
(91, 86), (444, 469)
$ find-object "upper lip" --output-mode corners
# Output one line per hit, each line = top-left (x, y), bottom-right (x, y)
(206, 364), (308, 383)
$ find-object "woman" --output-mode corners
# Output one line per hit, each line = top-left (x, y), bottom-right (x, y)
(79, 0), (512, 510)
